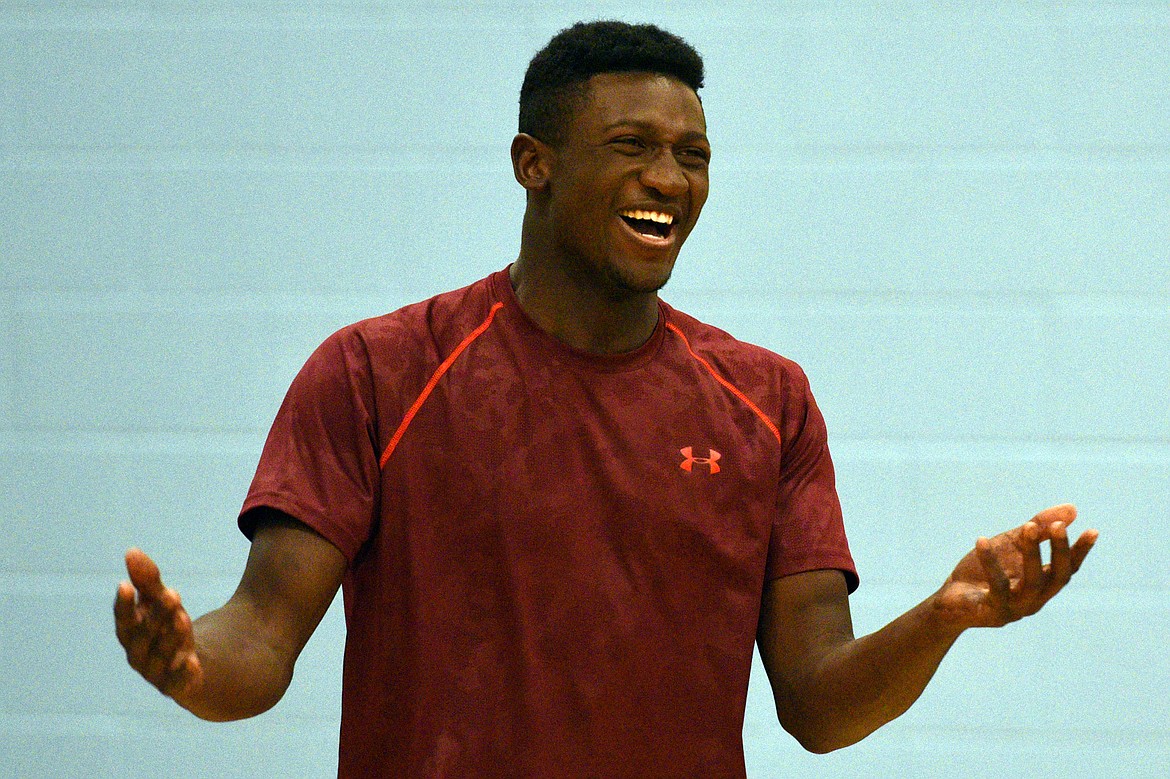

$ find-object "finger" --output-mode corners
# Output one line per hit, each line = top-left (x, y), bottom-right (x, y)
(124, 548), (168, 601)
(160, 652), (203, 699)
(113, 581), (143, 646)
(125, 595), (173, 672)
(1031, 504), (1077, 531)
(114, 580), (138, 625)
(123, 621), (158, 673)
(142, 638), (173, 685)
(161, 612), (202, 694)
(140, 605), (189, 686)
(1069, 528), (1099, 575)
(976, 537), (1012, 601)
(1042, 521), (1072, 600)
(118, 574), (186, 680)
(143, 610), (200, 699)
(149, 596), (193, 674)
(1013, 521), (1045, 595)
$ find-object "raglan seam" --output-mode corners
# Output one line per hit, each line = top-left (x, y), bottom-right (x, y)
(378, 301), (505, 469)
(664, 320), (784, 448)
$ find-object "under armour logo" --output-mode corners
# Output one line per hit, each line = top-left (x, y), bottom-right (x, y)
(679, 446), (721, 474)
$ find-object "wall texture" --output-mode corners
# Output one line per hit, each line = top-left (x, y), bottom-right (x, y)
(2, 2), (1167, 777)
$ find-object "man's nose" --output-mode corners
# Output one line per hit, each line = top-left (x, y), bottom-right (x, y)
(639, 148), (688, 197)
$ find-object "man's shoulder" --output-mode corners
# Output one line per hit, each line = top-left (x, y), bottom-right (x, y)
(661, 301), (808, 383)
(333, 270), (504, 352)
(661, 302), (822, 438)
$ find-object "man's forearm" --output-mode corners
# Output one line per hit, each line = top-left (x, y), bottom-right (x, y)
(177, 599), (296, 722)
(780, 594), (964, 753)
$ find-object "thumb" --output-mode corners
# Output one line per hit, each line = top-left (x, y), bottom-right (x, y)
(124, 548), (168, 600)
(1030, 504), (1077, 529)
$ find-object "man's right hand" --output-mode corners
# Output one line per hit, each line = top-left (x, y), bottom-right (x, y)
(114, 548), (203, 702)
(112, 515), (346, 721)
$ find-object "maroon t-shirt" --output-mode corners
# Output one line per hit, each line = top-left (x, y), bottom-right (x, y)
(241, 268), (856, 777)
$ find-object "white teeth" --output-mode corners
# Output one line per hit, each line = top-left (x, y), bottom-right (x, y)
(620, 209), (674, 225)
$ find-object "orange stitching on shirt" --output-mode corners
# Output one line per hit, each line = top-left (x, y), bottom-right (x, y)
(379, 301), (505, 469)
(665, 321), (783, 447)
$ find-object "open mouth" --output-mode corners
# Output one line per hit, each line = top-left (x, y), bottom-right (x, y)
(618, 208), (676, 241)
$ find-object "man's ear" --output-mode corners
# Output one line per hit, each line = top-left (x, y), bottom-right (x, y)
(511, 133), (552, 192)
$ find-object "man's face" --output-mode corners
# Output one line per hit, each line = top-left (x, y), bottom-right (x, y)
(543, 71), (710, 298)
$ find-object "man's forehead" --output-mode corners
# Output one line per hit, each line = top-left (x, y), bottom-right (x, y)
(577, 72), (706, 132)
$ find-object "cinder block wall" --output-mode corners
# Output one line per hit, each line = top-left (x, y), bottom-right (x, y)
(3, 4), (1165, 777)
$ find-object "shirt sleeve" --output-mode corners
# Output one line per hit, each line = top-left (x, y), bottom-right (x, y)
(765, 367), (859, 592)
(239, 327), (381, 562)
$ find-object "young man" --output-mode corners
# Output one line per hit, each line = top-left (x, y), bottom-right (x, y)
(115, 21), (1097, 777)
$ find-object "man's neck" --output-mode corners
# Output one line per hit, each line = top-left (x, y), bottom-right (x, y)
(508, 256), (661, 355)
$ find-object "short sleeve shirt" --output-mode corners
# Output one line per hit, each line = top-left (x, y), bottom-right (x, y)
(241, 268), (856, 778)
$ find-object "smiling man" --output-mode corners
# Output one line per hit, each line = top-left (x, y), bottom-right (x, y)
(517, 71), (708, 293)
(115, 21), (1096, 778)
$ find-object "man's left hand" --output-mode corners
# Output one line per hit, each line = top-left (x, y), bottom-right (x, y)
(933, 504), (1098, 629)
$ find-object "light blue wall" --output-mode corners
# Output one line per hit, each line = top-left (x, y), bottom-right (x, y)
(3, 3), (1166, 777)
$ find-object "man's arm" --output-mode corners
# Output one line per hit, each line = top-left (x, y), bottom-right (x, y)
(114, 511), (346, 721)
(757, 504), (1098, 753)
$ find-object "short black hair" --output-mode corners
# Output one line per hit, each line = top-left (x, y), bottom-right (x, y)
(519, 21), (705, 146)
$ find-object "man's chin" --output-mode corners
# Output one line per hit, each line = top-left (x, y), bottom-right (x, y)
(603, 261), (674, 300)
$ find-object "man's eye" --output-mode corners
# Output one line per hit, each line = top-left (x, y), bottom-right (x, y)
(680, 148), (710, 164)
(613, 137), (646, 152)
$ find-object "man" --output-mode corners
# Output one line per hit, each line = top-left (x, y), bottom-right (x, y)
(115, 21), (1097, 777)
